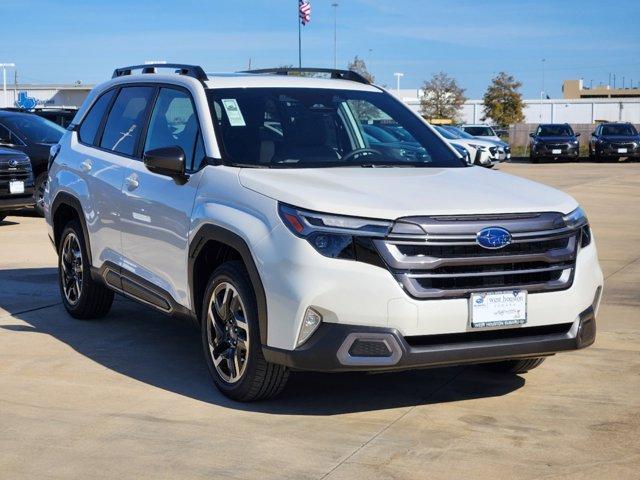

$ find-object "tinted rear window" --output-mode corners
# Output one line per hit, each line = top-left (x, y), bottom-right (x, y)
(79, 89), (116, 145)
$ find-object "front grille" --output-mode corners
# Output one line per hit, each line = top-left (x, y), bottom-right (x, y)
(374, 213), (581, 299)
(0, 170), (31, 181)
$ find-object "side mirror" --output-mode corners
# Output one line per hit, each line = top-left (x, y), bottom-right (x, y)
(143, 146), (186, 178)
(591, 132), (596, 137)
(575, 133), (581, 137)
(529, 133), (535, 138)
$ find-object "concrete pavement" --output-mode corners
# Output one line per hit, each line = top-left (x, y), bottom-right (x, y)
(0, 162), (639, 479)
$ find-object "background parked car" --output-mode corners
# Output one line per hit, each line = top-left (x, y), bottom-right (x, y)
(0, 147), (34, 222)
(529, 123), (580, 163)
(31, 107), (78, 128)
(460, 124), (502, 143)
(589, 122), (640, 162)
(444, 125), (511, 161)
(0, 110), (65, 215)
(434, 125), (498, 167)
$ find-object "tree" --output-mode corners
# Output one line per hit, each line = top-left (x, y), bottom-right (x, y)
(482, 72), (525, 127)
(420, 72), (467, 121)
(347, 56), (378, 120)
(348, 55), (375, 83)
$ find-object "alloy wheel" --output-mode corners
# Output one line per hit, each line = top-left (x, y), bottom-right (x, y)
(207, 282), (250, 384)
(36, 177), (47, 212)
(61, 232), (83, 305)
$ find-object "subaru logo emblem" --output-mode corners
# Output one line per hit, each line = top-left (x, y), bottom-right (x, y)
(8, 159), (18, 168)
(476, 227), (512, 249)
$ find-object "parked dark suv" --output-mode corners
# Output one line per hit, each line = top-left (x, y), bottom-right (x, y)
(589, 122), (640, 162)
(0, 147), (34, 222)
(529, 124), (580, 163)
(0, 110), (65, 215)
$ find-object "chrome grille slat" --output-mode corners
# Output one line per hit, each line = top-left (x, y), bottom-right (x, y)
(405, 264), (571, 279)
(377, 213), (579, 299)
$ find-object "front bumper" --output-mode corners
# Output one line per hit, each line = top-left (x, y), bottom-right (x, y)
(258, 223), (604, 352)
(596, 145), (640, 158)
(263, 301), (597, 372)
(532, 145), (580, 158)
(0, 192), (35, 211)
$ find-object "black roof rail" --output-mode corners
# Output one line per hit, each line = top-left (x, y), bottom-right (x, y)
(112, 63), (208, 82)
(242, 68), (371, 85)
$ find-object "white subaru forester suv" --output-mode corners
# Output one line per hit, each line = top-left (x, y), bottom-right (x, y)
(45, 64), (603, 401)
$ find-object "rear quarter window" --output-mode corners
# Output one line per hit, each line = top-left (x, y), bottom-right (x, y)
(79, 89), (116, 145)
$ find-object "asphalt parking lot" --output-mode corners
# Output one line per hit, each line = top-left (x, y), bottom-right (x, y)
(1, 162), (639, 480)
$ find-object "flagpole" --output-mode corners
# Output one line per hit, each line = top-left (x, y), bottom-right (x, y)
(298, 0), (302, 68)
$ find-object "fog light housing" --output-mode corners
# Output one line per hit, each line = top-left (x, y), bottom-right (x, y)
(296, 308), (322, 347)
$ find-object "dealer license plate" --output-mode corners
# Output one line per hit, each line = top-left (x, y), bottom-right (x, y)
(9, 180), (24, 194)
(618, 148), (627, 154)
(470, 290), (527, 328)
(552, 149), (562, 155)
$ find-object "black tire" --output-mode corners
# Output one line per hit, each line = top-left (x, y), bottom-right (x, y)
(34, 172), (47, 217)
(58, 220), (114, 319)
(201, 261), (289, 402)
(485, 357), (546, 374)
(0, 214), (6, 223)
(529, 153), (539, 164)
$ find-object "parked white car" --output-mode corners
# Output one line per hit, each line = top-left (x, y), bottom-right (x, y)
(45, 64), (603, 401)
(445, 126), (511, 161)
(435, 126), (499, 167)
(460, 124), (503, 143)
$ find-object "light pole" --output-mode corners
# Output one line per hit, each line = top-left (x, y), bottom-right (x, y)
(540, 58), (546, 121)
(332, 3), (338, 69)
(0, 63), (16, 108)
(394, 72), (404, 94)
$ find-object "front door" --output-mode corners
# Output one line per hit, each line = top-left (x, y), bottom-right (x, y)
(120, 86), (205, 309)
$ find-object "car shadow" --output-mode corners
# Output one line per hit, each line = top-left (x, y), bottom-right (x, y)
(0, 267), (525, 415)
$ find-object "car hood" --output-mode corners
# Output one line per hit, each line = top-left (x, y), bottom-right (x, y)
(238, 166), (578, 219)
(456, 138), (496, 149)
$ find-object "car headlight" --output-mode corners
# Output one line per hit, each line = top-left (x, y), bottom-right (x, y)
(563, 207), (588, 228)
(572, 140), (579, 145)
(279, 203), (392, 258)
(563, 207), (591, 247)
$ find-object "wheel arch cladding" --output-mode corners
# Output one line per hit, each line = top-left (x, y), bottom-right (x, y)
(51, 192), (92, 264)
(189, 224), (269, 345)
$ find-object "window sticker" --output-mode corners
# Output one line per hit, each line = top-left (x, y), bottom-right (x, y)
(222, 99), (246, 127)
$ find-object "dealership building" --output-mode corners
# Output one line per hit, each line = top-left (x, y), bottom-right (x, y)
(1, 83), (93, 110)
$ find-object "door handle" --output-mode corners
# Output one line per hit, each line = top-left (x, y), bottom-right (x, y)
(80, 160), (92, 172)
(125, 174), (139, 190)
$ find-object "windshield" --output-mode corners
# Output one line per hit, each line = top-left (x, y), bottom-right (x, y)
(601, 124), (637, 136)
(463, 126), (495, 137)
(207, 88), (465, 168)
(2, 114), (65, 144)
(445, 126), (475, 139)
(537, 125), (574, 137)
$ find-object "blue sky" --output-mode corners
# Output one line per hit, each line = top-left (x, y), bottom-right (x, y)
(1, 0), (639, 99)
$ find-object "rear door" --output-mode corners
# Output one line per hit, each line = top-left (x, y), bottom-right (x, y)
(120, 86), (205, 309)
(74, 85), (155, 268)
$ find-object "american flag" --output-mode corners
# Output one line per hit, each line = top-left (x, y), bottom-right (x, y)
(299, 0), (311, 25)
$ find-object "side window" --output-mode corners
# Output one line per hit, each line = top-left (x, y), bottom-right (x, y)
(144, 88), (200, 171)
(100, 86), (155, 156)
(79, 89), (116, 145)
(192, 132), (206, 171)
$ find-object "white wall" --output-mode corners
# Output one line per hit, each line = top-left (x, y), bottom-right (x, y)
(393, 89), (640, 124)
(3, 85), (92, 109)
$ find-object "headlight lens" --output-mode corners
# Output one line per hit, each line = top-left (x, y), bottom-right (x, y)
(279, 203), (392, 259)
(563, 207), (588, 229)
